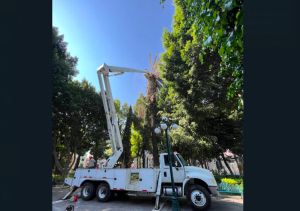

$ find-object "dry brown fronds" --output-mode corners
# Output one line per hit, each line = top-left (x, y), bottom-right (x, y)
(146, 52), (164, 102)
(149, 52), (152, 73)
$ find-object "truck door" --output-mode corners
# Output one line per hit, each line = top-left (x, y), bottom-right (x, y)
(162, 155), (185, 183)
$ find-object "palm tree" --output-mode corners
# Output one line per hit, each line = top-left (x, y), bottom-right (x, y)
(144, 53), (164, 167)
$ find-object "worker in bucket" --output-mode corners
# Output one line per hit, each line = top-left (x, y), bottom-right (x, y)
(88, 155), (96, 169)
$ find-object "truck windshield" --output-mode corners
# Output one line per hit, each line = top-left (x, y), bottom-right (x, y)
(177, 154), (188, 166)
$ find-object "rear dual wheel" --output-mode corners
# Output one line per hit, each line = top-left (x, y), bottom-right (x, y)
(81, 182), (96, 201)
(81, 182), (114, 202)
(96, 183), (114, 202)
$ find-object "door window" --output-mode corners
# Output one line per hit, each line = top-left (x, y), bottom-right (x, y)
(164, 155), (182, 167)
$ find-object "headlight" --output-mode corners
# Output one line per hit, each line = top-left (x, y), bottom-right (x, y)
(209, 179), (217, 184)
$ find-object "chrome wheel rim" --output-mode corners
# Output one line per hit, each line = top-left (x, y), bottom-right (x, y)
(191, 190), (206, 207)
(98, 186), (107, 198)
(83, 186), (91, 197)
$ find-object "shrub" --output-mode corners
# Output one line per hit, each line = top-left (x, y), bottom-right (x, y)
(130, 174), (139, 181)
(239, 181), (243, 190)
(213, 174), (243, 184)
(67, 171), (75, 178)
(221, 178), (243, 186)
(52, 175), (63, 184)
(68, 174), (74, 178)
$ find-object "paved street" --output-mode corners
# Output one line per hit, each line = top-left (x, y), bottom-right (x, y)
(161, 195), (243, 211)
(52, 186), (243, 211)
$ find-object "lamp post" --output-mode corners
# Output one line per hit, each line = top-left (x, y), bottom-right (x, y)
(155, 117), (180, 211)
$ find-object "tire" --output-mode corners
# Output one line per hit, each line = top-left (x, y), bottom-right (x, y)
(187, 185), (211, 211)
(115, 191), (128, 197)
(96, 183), (114, 202)
(81, 182), (96, 201)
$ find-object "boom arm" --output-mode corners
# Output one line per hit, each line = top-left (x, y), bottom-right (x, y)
(97, 63), (148, 168)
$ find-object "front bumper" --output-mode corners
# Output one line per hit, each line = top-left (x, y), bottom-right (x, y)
(208, 186), (219, 197)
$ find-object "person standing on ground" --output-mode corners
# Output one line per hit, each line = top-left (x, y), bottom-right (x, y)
(88, 155), (96, 169)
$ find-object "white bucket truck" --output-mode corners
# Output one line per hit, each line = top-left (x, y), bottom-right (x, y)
(63, 64), (218, 211)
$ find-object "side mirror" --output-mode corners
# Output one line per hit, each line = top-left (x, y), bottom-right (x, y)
(171, 153), (175, 167)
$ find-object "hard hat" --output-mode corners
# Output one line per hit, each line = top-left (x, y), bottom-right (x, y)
(89, 155), (92, 159)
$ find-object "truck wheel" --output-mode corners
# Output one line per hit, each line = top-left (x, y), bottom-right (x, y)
(81, 182), (96, 201)
(187, 185), (211, 211)
(115, 191), (128, 197)
(96, 183), (114, 202)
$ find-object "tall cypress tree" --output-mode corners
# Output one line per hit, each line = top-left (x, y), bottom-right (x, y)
(141, 105), (151, 168)
(122, 106), (133, 168)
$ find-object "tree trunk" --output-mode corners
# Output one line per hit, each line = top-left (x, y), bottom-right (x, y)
(73, 154), (81, 171)
(191, 159), (197, 166)
(142, 149), (145, 168)
(150, 99), (159, 167)
(221, 152), (235, 177)
(234, 155), (242, 175)
(204, 160), (208, 169)
(52, 137), (77, 180)
(199, 159), (204, 168)
(216, 158), (222, 174)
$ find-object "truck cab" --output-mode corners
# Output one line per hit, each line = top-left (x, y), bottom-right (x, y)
(158, 152), (218, 211)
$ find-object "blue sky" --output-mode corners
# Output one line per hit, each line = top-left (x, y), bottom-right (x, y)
(53, 0), (175, 107)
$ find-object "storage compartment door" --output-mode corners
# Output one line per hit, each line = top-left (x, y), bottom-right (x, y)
(112, 169), (127, 190)
(138, 169), (155, 192)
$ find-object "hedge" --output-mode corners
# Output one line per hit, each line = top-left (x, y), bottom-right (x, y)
(221, 178), (243, 186)
(52, 175), (63, 184)
(213, 174), (243, 184)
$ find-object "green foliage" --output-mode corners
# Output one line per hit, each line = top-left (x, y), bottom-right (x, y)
(52, 175), (63, 184)
(221, 178), (243, 185)
(122, 106), (133, 168)
(131, 124), (143, 158)
(159, 3), (243, 165)
(130, 173), (139, 181)
(161, 0), (243, 109)
(52, 26), (108, 177)
(114, 99), (121, 113)
(119, 102), (130, 135)
(213, 174), (243, 184)
(157, 84), (213, 161)
(239, 181), (243, 190)
(67, 173), (74, 178)
(133, 92), (147, 125)
(104, 140), (113, 158)
(143, 104), (152, 149)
